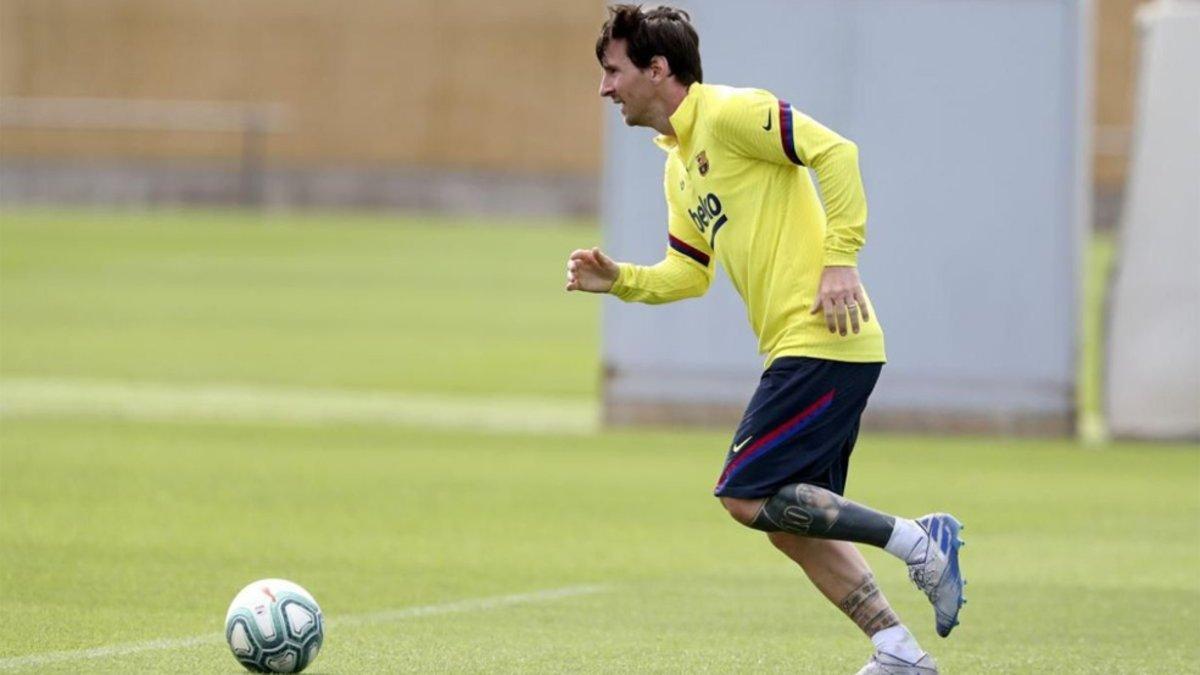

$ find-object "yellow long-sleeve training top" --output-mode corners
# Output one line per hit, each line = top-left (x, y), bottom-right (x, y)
(610, 83), (886, 365)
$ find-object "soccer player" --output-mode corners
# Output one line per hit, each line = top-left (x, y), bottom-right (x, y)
(566, 6), (966, 674)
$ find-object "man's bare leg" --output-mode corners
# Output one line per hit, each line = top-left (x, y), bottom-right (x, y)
(767, 533), (898, 635)
(720, 485), (898, 547)
(719, 485), (966, 641)
(719, 487), (932, 568)
(767, 532), (926, 663)
(720, 493), (943, 670)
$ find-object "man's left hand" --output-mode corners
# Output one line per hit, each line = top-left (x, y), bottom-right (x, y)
(809, 266), (871, 336)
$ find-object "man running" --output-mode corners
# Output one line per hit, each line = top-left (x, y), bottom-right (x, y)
(566, 6), (966, 673)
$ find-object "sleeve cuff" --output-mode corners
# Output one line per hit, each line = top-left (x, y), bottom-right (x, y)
(610, 262), (636, 300)
(823, 249), (859, 267)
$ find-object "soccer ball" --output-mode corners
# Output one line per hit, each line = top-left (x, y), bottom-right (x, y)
(225, 579), (324, 673)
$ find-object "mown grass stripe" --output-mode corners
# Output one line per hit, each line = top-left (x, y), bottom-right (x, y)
(0, 378), (597, 434)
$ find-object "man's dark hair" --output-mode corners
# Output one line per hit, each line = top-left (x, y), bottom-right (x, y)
(595, 4), (703, 85)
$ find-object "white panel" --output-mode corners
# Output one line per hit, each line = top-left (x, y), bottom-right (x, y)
(1107, 1), (1200, 440)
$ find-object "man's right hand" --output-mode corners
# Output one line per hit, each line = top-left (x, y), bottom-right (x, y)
(565, 247), (619, 293)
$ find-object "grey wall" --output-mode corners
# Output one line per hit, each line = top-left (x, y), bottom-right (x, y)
(602, 0), (1090, 434)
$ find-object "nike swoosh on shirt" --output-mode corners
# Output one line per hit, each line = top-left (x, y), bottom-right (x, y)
(732, 436), (754, 453)
(762, 112), (772, 131)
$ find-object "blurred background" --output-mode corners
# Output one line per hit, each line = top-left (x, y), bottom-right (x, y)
(0, 1), (601, 214)
(2, 0), (1190, 439)
(1, 2), (1198, 672)
(0, 0), (1147, 218)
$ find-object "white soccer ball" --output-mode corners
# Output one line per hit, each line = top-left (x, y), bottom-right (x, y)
(224, 578), (324, 673)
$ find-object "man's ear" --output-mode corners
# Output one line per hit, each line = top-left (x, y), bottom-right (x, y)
(649, 55), (671, 82)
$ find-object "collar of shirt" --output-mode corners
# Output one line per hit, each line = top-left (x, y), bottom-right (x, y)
(653, 83), (702, 152)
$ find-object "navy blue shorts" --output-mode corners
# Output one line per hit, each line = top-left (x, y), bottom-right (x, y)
(713, 357), (883, 499)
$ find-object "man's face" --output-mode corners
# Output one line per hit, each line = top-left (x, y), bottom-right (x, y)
(599, 39), (656, 127)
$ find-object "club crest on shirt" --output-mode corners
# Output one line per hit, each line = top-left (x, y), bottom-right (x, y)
(696, 150), (709, 176)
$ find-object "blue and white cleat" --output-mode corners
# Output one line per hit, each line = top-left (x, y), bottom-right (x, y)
(908, 513), (966, 637)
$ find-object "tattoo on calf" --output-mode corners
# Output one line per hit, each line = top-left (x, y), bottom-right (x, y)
(749, 483), (895, 548)
(839, 574), (900, 635)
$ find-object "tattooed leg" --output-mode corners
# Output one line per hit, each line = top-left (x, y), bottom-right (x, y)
(838, 573), (901, 635)
(746, 483), (896, 547)
(767, 534), (906, 639)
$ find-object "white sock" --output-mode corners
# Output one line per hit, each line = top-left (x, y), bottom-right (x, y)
(884, 517), (927, 564)
(871, 624), (924, 663)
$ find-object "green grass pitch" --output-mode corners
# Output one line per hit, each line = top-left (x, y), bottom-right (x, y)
(2, 208), (1198, 673)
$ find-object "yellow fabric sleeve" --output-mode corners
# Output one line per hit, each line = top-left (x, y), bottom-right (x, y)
(610, 253), (711, 304)
(714, 90), (869, 267)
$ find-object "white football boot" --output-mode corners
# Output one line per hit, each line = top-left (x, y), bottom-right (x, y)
(855, 650), (939, 674)
(907, 513), (967, 637)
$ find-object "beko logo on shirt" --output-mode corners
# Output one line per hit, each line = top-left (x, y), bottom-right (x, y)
(688, 192), (729, 247)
